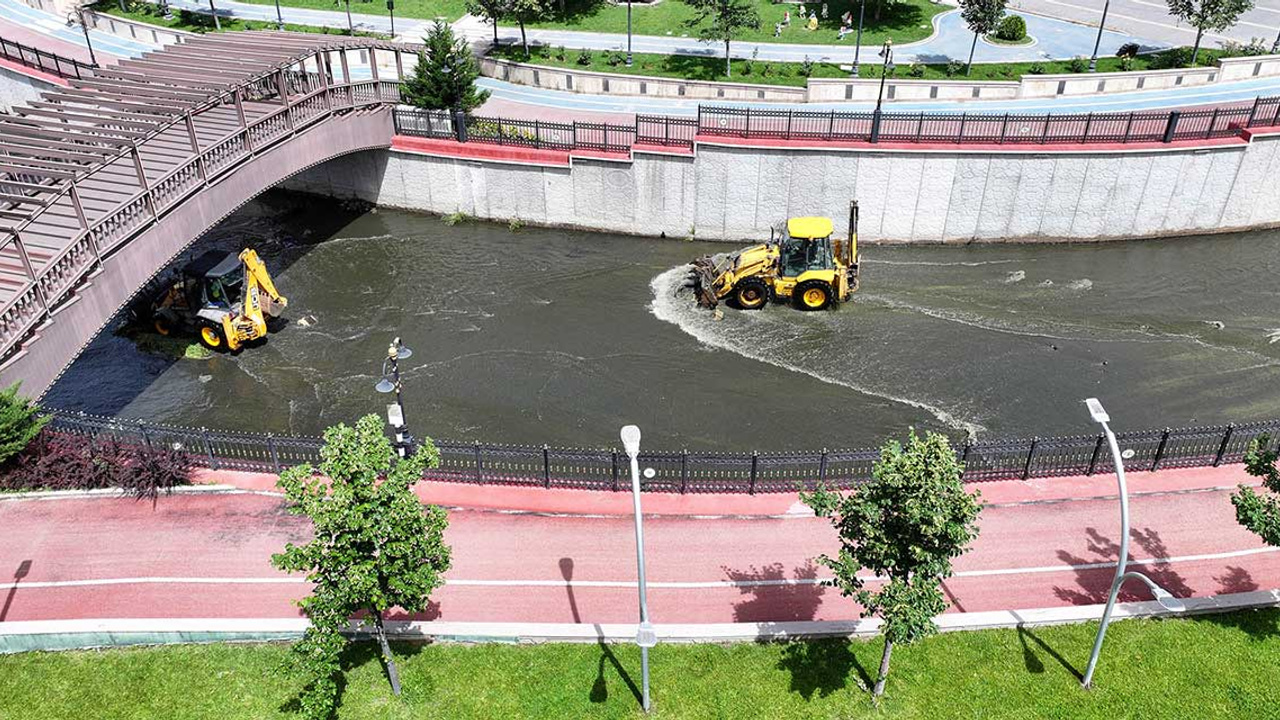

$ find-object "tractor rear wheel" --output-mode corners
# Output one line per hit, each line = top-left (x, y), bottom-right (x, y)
(198, 324), (226, 351)
(795, 280), (833, 311)
(153, 317), (172, 336)
(733, 278), (770, 310)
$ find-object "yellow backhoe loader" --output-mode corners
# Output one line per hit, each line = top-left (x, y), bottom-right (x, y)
(689, 201), (860, 311)
(150, 248), (287, 351)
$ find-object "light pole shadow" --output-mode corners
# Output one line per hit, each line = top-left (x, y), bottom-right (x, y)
(559, 557), (641, 705)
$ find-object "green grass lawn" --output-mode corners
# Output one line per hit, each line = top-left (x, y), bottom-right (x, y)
(93, 1), (390, 35)
(520, 0), (946, 46)
(492, 44), (1228, 87)
(2, 610), (1279, 718)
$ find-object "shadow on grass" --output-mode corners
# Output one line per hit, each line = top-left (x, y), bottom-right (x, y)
(279, 637), (430, 718)
(777, 637), (872, 698)
(559, 557), (642, 706)
(1191, 607), (1280, 642)
(1012, 621), (1083, 681)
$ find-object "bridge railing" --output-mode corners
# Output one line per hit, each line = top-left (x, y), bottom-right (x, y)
(40, 410), (1280, 493)
(0, 67), (394, 362)
(0, 36), (96, 79)
(393, 95), (1280, 155)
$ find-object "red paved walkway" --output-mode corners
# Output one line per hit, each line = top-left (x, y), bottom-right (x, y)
(0, 464), (1274, 625)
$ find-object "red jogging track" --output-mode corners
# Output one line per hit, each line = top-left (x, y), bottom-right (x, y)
(1, 465), (1277, 626)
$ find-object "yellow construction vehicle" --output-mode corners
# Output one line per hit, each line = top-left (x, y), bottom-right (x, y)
(690, 201), (860, 311)
(149, 248), (287, 351)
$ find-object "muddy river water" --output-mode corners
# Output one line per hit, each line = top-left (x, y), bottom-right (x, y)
(45, 192), (1280, 451)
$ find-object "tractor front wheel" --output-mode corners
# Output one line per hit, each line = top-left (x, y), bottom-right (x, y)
(733, 278), (770, 310)
(153, 317), (172, 336)
(795, 280), (833, 311)
(198, 324), (226, 351)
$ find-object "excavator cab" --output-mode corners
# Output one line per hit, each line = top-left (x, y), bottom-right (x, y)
(150, 247), (287, 351)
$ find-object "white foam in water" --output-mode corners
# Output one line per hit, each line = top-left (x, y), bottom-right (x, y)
(1004, 270), (1026, 284)
(1067, 278), (1093, 291)
(648, 266), (985, 438)
(867, 258), (1018, 267)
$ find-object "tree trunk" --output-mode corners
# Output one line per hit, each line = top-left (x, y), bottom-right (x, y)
(1191, 28), (1204, 66)
(966, 31), (978, 76)
(374, 610), (403, 696)
(519, 19), (529, 58)
(873, 638), (893, 696)
(725, 39), (732, 77)
(492, 16), (498, 45)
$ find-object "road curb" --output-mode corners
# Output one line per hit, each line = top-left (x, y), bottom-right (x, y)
(3, 589), (1277, 653)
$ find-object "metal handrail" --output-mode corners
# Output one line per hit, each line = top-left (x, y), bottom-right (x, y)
(0, 35), (97, 79)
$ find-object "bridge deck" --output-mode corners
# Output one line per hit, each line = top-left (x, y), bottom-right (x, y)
(0, 31), (408, 365)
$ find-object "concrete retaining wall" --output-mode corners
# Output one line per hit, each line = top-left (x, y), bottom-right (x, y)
(82, 9), (191, 47)
(485, 53), (1280, 104)
(284, 135), (1280, 243)
(0, 63), (56, 111)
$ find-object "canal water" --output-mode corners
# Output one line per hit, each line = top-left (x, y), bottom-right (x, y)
(46, 191), (1280, 451)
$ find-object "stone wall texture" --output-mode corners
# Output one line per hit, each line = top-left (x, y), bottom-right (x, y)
(284, 137), (1280, 243)
(0, 64), (53, 112)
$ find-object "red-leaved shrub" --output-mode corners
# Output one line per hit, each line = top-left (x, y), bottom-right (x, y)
(0, 431), (191, 500)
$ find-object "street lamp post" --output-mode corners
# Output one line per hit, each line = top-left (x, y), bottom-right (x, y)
(70, 8), (98, 68)
(1088, 0), (1112, 73)
(626, 0), (633, 67)
(620, 425), (655, 713)
(1080, 398), (1187, 689)
(274, 0), (284, 29)
(387, 0), (396, 38)
(375, 337), (415, 457)
(1273, 24), (1279, 54)
(851, 0), (866, 77)
(870, 39), (894, 143)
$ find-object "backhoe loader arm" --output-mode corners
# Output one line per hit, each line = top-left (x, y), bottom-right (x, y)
(238, 249), (287, 309)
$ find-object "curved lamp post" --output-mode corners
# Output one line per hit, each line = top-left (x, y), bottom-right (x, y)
(375, 337), (415, 457)
(68, 7), (98, 67)
(851, 0), (866, 77)
(621, 425), (655, 713)
(1088, 0), (1112, 73)
(1080, 398), (1187, 689)
(870, 39), (894, 143)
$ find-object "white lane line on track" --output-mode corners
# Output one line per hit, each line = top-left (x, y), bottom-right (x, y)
(4, 545), (1276, 591)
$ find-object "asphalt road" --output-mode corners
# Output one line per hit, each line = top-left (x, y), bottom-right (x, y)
(1, 468), (1275, 625)
(1013, 0), (1280, 48)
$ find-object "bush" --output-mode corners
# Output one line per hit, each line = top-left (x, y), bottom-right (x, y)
(575, 49), (592, 65)
(1, 431), (191, 500)
(1151, 46), (1193, 69)
(945, 59), (963, 77)
(1119, 55), (1135, 71)
(1221, 37), (1270, 57)
(1116, 42), (1140, 58)
(995, 15), (1026, 42)
(1067, 56), (1088, 73)
(0, 384), (46, 468)
(800, 55), (814, 77)
(555, 45), (567, 61)
(606, 51), (625, 67)
(1028, 61), (1046, 74)
(908, 62), (925, 78)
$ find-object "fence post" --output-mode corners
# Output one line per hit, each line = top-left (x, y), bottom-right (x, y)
(786, 110), (793, 140)
(679, 449), (689, 493)
(534, 118), (541, 149)
(473, 441), (483, 483)
(1087, 433), (1105, 476)
(1021, 437), (1038, 480)
(1041, 113), (1052, 143)
(611, 449), (620, 491)
(1151, 428), (1171, 471)
(749, 450), (758, 495)
(137, 420), (153, 456)
(998, 113), (1009, 144)
(542, 444), (551, 488)
(818, 448), (828, 486)
(268, 433), (280, 473)
(1082, 112), (1094, 142)
(454, 109), (468, 143)
(1246, 97), (1260, 127)
(827, 109), (836, 139)
(743, 108), (751, 139)
(1162, 110), (1181, 143)
(957, 112), (967, 141)
(1207, 106), (1221, 138)
(201, 427), (218, 469)
(870, 110), (882, 143)
(1214, 424), (1234, 466)
(1122, 112), (1134, 143)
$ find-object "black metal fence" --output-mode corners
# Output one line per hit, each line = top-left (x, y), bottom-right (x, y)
(0, 36), (96, 80)
(42, 410), (1280, 494)
(394, 96), (1280, 153)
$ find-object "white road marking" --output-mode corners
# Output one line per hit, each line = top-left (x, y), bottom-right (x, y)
(3, 545), (1276, 591)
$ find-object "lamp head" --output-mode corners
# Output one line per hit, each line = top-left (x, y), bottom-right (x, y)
(1085, 398), (1110, 424)
(1151, 585), (1186, 613)
(620, 425), (641, 458)
(388, 337), (413, 361)
(375, 377), (396, 394)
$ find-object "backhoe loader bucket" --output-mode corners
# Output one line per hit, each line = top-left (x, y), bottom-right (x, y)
(687, 255), (724, 310)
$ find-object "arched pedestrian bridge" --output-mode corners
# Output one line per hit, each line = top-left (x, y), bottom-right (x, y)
(0, 31), (409, 395)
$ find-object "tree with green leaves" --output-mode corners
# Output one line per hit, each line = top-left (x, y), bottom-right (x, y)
(0, 383), (46, 467)
(1232, 435), (1280, 546)
(958, 0), (1007, 76)
(466, 0), (509, 46)
(802, 430), (982, 697)
(1167, 0), (1255, 65)
(272, 414), (452, 720)
(684, 0), (760, 78)
(402, 21), (491, 111)
(510, 0), (551, 58)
